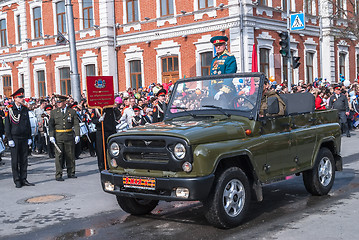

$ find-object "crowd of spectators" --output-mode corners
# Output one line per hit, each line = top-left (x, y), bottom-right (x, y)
(0, 77), (358, 162)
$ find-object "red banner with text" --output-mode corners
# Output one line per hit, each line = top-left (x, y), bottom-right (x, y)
(86, 76), (115, 109)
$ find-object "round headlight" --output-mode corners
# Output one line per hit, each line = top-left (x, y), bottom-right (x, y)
(110, 142), (120, 157)
(174, 143), (186, 159)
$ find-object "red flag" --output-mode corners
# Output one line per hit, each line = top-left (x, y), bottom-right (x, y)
(250, 44), (257, 94)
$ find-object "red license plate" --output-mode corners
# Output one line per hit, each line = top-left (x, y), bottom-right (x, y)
(123, 176), (156, 190)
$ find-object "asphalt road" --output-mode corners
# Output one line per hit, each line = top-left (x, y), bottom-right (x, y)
(1, 131), (359, 240)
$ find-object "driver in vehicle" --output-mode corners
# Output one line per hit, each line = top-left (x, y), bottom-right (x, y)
(259, 78), (286, 117)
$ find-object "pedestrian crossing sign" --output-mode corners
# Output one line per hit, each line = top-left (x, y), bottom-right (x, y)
(290, 13), (305, 31)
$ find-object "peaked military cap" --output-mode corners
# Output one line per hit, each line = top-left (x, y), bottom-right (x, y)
(45, 105), (53, 111)
(11, 88), (25, 98)
(133, 105), (141, 112)
(210, 36), (228, 45)
(333, 84), (342, 90)
(70, 102), (78, 109)
(55, 94), (68, 102)
(156, 88), (167, 97)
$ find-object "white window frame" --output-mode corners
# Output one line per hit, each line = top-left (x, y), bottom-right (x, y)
(256, 32), (275, 78)
(337, 40), (349, 81)
(156, 0), (177, 27)
(194, 35), (213, 77)
(33, 58), (47, 98)
(304, 38), (318, 84)
(124, 45), (144, 89)
(13, 8), (21, 45)
(52, 0), (67, 34)
(0, 11), (8, 48)
(155, 40), (181, 84)
(29, 1), (44, 40)
(0, 69), (12, 98)
(79, 0), (95, 30)
(54, 54), (71, 94)
(81, 50), (98, 92)
(122, 0), (141, 32)
(193, 0), (217, 20)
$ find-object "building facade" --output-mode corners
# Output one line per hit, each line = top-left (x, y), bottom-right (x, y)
(0, 0), (358, 98)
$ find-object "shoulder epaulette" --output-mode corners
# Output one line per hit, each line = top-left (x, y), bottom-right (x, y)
(7, 104), (13, 109)
(223, 50), (233, 56)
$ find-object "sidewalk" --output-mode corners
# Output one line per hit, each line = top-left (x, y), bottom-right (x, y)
(0, 150), (119, 239)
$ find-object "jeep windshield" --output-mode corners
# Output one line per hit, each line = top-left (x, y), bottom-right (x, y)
(165, 73), (263, 120)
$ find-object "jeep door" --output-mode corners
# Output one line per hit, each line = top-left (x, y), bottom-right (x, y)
(260, 116), (295, 180)
(289, 113), (317, 169)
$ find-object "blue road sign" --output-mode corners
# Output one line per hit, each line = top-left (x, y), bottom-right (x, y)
(290, 13), (305, 31)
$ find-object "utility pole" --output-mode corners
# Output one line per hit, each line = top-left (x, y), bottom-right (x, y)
(286, 0), (292, 92)
(65, 0), (81, 102)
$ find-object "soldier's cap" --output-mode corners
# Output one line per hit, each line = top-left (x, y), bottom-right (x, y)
(133, 105), (141, 112)
(55, 95), (68, 102)
(70, 102), (78, 109)
(334, 85), (342, 90)
(156, 88), (167, 97)
(11, 88), (25, 98)
(210, 36), (228, 45)
(45, 105), (53, 111)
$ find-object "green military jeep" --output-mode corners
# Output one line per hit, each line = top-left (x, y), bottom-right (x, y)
(101, 73), (342, 229)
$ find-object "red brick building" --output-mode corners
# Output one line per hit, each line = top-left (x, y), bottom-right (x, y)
(0, 0), (358, 98)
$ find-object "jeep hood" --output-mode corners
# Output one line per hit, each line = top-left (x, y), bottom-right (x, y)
(117, 118), (249, 145)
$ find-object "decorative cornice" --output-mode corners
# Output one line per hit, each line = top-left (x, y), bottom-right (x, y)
(116, 17), (239, 46)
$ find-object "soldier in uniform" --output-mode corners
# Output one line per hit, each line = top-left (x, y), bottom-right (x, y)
(131, 106), (143, 127)
(92, 107), (120, 172)
(43, 104), (55, 158)
(209, 36), (237, 100)
(48, 95), (80, 181)
(153, 89), (167, 122)
(329, 85), (350, 137)
(4, 88), (34, 188)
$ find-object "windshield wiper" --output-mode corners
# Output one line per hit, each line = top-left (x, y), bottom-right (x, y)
(202, 105), (231, 117)
(170, 106), (197, 118)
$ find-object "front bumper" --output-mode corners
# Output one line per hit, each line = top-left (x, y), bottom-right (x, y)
(101, 170), (215, 201)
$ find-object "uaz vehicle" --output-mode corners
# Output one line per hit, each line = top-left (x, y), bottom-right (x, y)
(101, 73), (342, 228)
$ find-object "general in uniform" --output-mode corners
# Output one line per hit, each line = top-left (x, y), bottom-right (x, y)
(4, 88), (34, 188)
(153, 89), (167, 122)
(48, 95), (80, 181)
(209, 36), (237, 100)
(329, 85), (350, 137)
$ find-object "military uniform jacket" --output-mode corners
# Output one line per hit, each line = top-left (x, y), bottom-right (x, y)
(329, 94), (349, 112)
(4, 104), (31, 140)
(92, 108), (120, 134)
(49, 107), (80, 141)
(210, 50), (237, 75)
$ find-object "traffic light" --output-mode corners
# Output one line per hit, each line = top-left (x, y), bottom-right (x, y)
(279, 31), (289, 57)
(292, 56), (301, 69)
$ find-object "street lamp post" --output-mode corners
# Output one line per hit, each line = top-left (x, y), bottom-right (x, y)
(65, 0), (81, 102)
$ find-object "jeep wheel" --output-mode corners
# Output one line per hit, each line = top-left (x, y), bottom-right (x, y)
(116, 196), (159, 215)
(203, 167), (250, 229)
(303, 147), (335, 196)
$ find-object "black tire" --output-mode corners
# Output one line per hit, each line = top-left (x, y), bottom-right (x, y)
(203, 167), (251, 229)
(303, 147), (335, 196)
(116, 196), (159, 215)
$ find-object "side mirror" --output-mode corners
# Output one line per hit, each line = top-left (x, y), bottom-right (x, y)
(267, 97), (279, 115)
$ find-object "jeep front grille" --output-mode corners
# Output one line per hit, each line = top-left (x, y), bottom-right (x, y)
(126, 139), (166, 148)
(125, 152), (169, 163)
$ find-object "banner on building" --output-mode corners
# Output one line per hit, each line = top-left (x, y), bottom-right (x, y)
(86, 76), (115, 109)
